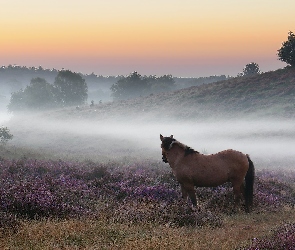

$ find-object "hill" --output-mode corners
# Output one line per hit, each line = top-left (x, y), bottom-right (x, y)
(45, 66), (295, 122)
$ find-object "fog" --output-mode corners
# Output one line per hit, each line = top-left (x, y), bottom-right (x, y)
(0, 111), (12, 124)
(6, 112), (295, 169)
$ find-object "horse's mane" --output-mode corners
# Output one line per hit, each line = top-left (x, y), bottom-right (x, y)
(170, 141), (199, 155)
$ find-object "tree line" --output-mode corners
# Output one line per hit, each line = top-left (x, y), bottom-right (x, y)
(4, 30), (295, 113)
(111, 72), (176, 100)
(5, 71), (228, 112)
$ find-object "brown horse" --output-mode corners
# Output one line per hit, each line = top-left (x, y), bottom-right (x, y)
(160, 134), (255, 212)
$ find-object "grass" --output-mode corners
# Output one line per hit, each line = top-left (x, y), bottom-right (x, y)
(1, 210), (294, 249)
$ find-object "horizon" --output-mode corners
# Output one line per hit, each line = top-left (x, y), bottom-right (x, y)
(1, 1), (294, 77)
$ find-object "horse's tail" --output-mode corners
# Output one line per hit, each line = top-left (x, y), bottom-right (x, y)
(245, 155), (255, 212)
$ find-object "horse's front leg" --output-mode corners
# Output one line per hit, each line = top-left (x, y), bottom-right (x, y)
(187, 188), (197, 207)
(181, 183), (197, 207)
(180, 184), (188, 201)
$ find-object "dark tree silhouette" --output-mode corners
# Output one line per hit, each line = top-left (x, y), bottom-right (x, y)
(278, 31), (295, 66)
(54, 70), (88, 106)
(7, 77), (58, 112)
(111, 71), (148, 100)
(242, 62), (261, 76)
(111, 72), (175, 100)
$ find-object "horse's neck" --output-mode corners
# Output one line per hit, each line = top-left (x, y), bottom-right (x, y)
(167, 146), (184, 167)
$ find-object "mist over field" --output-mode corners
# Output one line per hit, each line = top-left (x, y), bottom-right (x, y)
(6, 111), (295, 169)
(0, 112), (12, 124)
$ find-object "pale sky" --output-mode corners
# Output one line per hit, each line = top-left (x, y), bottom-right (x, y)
(0, 0), (294, 77)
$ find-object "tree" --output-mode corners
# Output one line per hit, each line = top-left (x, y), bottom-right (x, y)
(54, 70), (88, 106)
(24, 77), (58, 109)
(7, 77), (58, 112)
(0, 126), (13, 144)
(110, 72), (176, 100)
(278, 31), (295, 66)
(242, 62), (261, 76)
(111, 71), (148, 100)
(7, 89), (26, 112)
(150, 74), (175, 93)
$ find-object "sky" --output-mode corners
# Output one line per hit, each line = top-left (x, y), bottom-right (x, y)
(0, 0), (294, 77)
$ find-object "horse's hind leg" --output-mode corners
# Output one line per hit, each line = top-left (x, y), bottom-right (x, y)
(232, 182), (243, 209)
(180, 184), (188, 201)
(240, 183), (245, 199)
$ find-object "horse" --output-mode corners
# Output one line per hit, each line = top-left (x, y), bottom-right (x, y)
(160, 134), (255, 212)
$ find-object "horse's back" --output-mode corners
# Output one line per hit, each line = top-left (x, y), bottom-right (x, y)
(213, 149), (249, 179)
(177, 149), (249, 186)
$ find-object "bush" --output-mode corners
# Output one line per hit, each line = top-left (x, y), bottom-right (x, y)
(0, 126), (13, 144)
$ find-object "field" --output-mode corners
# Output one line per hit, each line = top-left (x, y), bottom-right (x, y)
(1, 116), (295, 249)
(0, 155), (294, 249)
(1, 67), (295, 249)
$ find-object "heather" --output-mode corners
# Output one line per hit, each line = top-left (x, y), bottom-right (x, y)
(245, 223), (295, 249)
(0, 158), (294, 249)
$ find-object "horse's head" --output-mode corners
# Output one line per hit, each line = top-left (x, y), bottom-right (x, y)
(160, 134), (175, 163)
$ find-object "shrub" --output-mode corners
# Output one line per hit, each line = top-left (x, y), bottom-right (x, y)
(0, 126), (13, 144)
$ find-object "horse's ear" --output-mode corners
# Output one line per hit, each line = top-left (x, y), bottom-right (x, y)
(160, 134), (164, 141)
(170, 135), (173, 139)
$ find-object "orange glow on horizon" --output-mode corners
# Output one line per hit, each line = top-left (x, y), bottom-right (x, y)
(1, 0), (293, 76)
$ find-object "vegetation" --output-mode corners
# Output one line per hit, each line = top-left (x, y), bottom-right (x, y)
(7, 77), (58, 112)
(53, 70), (88, 107)
(240, 62), (261, 76)
(0, 158), (294, 249)
(1, 65), (227, 105)
(111, 71), (175, 100)
(246, 223), (295, 249)
(7, 71), (88, 112)
(0, 126), (13, 144)
(278, 31), (295, 67)
(0, 65), (119, 105)
(59, 66), (295, 122)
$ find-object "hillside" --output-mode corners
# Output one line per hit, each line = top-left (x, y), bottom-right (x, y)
(45, 66), (295, 122)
